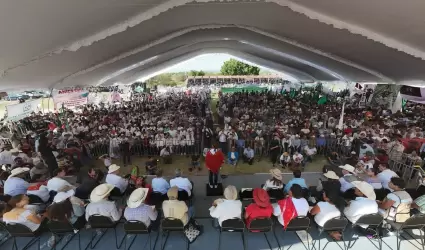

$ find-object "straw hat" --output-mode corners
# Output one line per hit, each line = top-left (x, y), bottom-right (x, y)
(352, 181), (376, 200)
(223, 185), (238, 200)
(53, 189), (75, 203)
(167, 186), (178, 200)
(270, 168), (283, 180)
(8, 167), (30, 178)
(323, 171), (339, 180)
(339, 164), (355, 173)
(10, 148), (19, 154)
(253, 188), (271, 208)
(127, 188), (149, 208)
(90, 184), (115, 202)
(108, 164), (120, 174)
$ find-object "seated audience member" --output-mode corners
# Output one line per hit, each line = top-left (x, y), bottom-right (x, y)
(316, 171), (341, 193)
(366, 167), (383, 189)
(162, 186), (189, 226)
(47, 168), (74, 192)
(170, 169), (192, 200)
(279, 152), (291, 169)
(75, 168), (102, 200)
(378, 177), (412, 222)
(377, 163), (398, 191)
(105, 164), (129, 195)
(344, 181), (379, 226)
(48, 188), (85, 229)
(160, 146), (172, 164)
(145, 156), (158, 175)
(292, 151), (304, 170)
(227, 147), (239, 166)
(245, 188), (273, 228)
(4, 167), (30, 196)
(29, 158), (49, 181)
(189, 154), (201, 172)
(27, 183), (50, 203)
(310, 187), (344, 232)
(338, 164), (357, 193)
(209, 185), (242, 226)
(124, 188), (158, 228)
(274, 184), (309, 228)
(263, 168), (284, 190)
(304, 146), (317, 163)
(284, 170), (307, 193)
(3, 195), (44, 232)
(0, 201), (7, 219)
(243, 146), (255, 165)
(85, 184), (122, 222)
(151, 169), (170, 195)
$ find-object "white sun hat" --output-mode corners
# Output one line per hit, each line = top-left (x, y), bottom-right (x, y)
(127, 188), (150, 208)
(108, 164), (121, 174)
(8, 167), (30, 178)
(90, 184), (115, 203)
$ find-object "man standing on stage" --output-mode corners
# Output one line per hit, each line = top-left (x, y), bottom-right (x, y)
(205, 144), (225, 188)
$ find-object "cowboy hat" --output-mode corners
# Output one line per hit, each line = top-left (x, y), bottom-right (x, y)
(53, 189), (75, 203)
(167, 186), (178, 200)
(108, 164), (120, 174)
(10, 148), (19, 153)
(339, 164), (355, 173)
(351, 181), (376, 200)
(253, 188), (271, 208)
(8, 167), (30, 178)
(127, 188), (149, 208)
(323, 171), (339, 180)
(224, 185), (238, 200)
(90, 184), (115, 202)
(270, 168), (283, 180)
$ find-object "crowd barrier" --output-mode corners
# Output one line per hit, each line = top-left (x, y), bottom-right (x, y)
(86, 139), (204, 158)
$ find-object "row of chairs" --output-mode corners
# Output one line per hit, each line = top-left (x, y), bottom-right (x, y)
(1, 213), (425, 250)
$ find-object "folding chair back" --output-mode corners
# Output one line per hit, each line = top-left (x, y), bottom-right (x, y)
(285, 216), (310, 232)
(124, 220), (149, 234)
(88, 215), (116, 229)
(5, 223), (35, 237)
(249, 217), (273, 232)
(48, 220), (75, 234)
(161, 218), (185, 232)
(221, 218), (245, 232)
(400, 214), (425, 230)
(355, 213), (383, 227)
(322, 217), (348, 232)
(267, 189), (284, 200)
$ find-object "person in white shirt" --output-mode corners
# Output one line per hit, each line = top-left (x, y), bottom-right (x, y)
(279, 152), (291, 169)
(338, 164), (357, 193)
(377, 177), (412, 222)
(86, 184), (122, 222)
(292, 151), (304, 168)
(4, 167), (30, 196)
(377, 163), (398, 191)
(105, 164), (129, 194)
(170, 169), (193, 199)
(0, 147), (14, 165)
(210, 185), (242, 227)
(344, 181), (378, 227)
(273, 184), (309, 227)
(159, 146), (172, 164)
(218, 129), (227, 153)
(47, 168), (74, 192)
(263, 168), (284, 190)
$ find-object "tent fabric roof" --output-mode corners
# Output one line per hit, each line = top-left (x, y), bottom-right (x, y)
(1, 0), (425, 90)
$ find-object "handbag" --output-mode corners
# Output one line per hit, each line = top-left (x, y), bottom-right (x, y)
(184, 219), (203, 243)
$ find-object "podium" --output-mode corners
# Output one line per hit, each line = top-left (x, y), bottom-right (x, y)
(206, 183), (224, 196)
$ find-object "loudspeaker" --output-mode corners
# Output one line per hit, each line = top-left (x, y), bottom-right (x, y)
(206, 183), (223, 196)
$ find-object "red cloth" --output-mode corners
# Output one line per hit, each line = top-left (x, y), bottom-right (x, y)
(278, 198), (298, 229)
(48, 122), (57, 131)
(205, 149), (225, 173)
(344, 127), (353, 135)
(245, 203), (273, 228)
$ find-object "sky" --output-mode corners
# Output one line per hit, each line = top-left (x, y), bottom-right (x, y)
(139, 53), (298, 81)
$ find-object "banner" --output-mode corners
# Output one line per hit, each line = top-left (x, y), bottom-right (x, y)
(400, 85), (425, 104)
(6, 99), (41, 121)
(52, 89), (88, 109)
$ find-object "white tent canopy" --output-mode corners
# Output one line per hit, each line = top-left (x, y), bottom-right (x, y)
(1, 0), (425, 91)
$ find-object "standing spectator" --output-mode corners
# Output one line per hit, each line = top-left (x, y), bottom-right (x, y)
(121, 137), (132, 166)
(205, 145), (225, 188)
(269, 135), (281, 167)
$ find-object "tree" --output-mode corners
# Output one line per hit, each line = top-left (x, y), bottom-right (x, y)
(189, 70), (205, 76)
(220, 59), (260, 76)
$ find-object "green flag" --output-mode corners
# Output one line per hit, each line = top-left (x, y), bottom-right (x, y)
(317, 96), (327, 105)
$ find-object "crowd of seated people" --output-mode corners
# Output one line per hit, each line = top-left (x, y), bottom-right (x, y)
(186, 77), (288, 87)
(214, 90), (425, 172)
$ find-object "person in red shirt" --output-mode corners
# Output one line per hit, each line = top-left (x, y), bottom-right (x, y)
(205, 144), (225, 188)
(245, 188), (273, 228)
